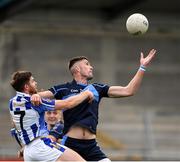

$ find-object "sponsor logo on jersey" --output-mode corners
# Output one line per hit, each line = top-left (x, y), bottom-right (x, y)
(70, 89), (79, 93)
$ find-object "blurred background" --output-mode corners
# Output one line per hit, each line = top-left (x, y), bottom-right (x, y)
(0, 0), (180, 160)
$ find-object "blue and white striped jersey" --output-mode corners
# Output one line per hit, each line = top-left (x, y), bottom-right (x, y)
(9, 91), (55, 145)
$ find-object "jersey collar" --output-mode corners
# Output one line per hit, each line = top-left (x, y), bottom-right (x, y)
(16, 91), (31, 97)
(72, 79), (88, 87)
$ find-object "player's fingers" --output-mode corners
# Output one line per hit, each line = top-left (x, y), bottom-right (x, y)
(17, 149), (23, 158)
(31, 94), (42, 106)
(149, 49), (156, 57)
(152, 49), (156, 56)
(88, 97), (93, 103)
(148, 49), (156, 60)
(31, 98), (41, 106)
(88, 92), (94, 103)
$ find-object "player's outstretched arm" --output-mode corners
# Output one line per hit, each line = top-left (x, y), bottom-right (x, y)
(55, 90), (94, 110)
(38, 90), (54, 99)
(108, 49), (156, 98)
(31, 90), (54, 106)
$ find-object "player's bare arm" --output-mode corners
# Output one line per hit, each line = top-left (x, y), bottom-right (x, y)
(31, 90), (54, 106)
(31, 90), (93, 108)
(108, 49), (156, 98)
(39, 90), (54, 99)
(55, 90), (94, 110)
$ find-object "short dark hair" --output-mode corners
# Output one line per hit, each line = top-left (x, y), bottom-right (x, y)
(10, 71), (32, 92)
(68, 56), (88, 70)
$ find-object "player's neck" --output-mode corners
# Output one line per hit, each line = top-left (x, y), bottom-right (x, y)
(23, 90), (36, 96)
(23, 90), (30, 95)
(74, 76), (88, 85)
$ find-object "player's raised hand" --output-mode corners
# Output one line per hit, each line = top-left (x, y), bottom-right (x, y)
(140, 49), (156, 67)
(31, 94), (42, 106)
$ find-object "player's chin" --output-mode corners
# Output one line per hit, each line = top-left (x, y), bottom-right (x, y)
(30, 89), (38, 95)
(88, 72), (93, 78)
(49, 121), (56, 125)
(34, 89), (38, 94)
(87, 75), (93, 80)
(33, 87), (38, 93)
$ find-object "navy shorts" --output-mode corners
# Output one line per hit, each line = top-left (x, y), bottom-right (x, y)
(61, 136), (108, 161)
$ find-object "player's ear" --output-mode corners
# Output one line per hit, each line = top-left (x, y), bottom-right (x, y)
(74, 65), (80, 72)
(72, 65), (80, 74)
(24, 83), (29, 91)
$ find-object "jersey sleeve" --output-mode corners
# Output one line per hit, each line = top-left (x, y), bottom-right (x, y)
(48, 84), (67, 99)
(93, 83), (110, 98)
(32, 98), (55, 113)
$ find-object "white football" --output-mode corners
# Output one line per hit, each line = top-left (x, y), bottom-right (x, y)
(126, 13), (149, 35)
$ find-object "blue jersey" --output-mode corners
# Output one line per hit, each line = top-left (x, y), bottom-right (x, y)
(49, 80), (109, 134)
(9, 92), (55, 145)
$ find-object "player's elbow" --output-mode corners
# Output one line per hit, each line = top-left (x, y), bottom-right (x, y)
(127, 92), (135, 97)
(125, 91), (134, 97)
(125, 87), (135, 97)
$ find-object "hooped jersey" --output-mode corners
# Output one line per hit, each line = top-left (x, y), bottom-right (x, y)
(9, 91), (55, 145)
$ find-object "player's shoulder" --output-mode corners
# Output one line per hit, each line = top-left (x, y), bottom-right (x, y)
(92, 82), (108, 88)
(52, 82), (70, 89)
(9, 95), (30, 103)
(9, 97), (14, 102)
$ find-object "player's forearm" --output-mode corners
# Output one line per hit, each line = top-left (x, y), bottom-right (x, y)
(31, 91), (54, 106)
(125, 68), (145, 95)
(126, 49), (156, 95)
(38, 90), (54, 99)
(108, 68), (144, 97)
(109, 49), (156, 98)
(55, 91), (90, 110)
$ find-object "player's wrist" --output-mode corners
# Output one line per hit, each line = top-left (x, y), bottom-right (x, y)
(83, 90), (91, 97)
(139, 65), (146, 72)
